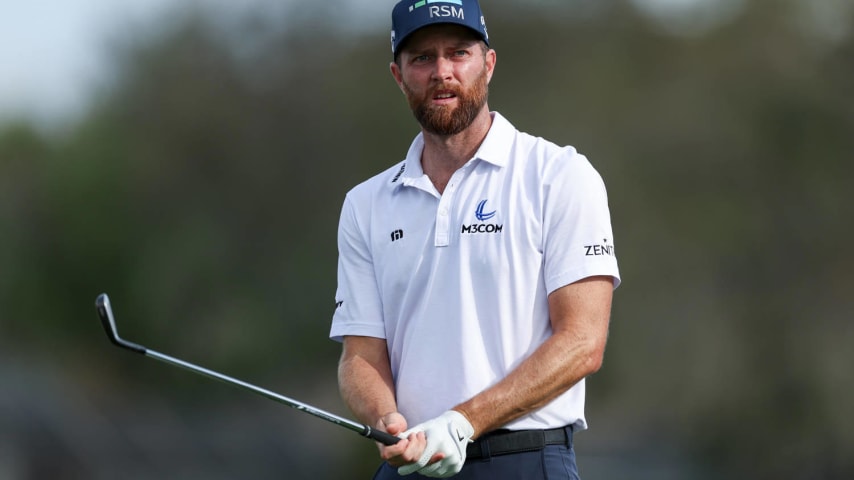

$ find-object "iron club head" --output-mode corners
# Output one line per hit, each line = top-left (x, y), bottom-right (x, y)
(95, 293), (146, 354)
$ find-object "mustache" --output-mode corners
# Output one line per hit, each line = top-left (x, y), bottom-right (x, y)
(426, 83), (461, 99)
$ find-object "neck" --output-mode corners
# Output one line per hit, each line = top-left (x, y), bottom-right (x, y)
(421, 108), (492, 194)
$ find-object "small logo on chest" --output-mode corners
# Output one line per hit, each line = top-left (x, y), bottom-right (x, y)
(391, 229), (404, 242)
(474, 199), (496, 221)
(462, 199), (504, 235)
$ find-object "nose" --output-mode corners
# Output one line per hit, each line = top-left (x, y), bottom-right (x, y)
(431, 56), (453, 81)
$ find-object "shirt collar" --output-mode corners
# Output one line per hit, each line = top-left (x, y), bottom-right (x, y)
(474, 111), (514, 168)
(391, 111), (515, 187)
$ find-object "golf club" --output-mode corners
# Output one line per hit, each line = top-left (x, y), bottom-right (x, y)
(95, 293), (400, 446)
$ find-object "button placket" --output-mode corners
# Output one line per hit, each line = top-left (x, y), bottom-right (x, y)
(434, 171), (465, 247)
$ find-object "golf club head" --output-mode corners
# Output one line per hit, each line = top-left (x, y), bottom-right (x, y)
(95, 293), (146, 354)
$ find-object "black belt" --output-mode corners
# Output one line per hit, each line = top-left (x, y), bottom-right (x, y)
(466, 426), (571, 460)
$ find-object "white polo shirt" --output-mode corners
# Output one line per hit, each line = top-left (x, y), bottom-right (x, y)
(330, 112), (620, 432)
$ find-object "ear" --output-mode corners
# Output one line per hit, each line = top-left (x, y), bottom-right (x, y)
(390, 61), (406, 94)
(484, 48), (497, 84)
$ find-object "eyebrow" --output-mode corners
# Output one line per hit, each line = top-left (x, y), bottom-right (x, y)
(407, 39), (480, 55)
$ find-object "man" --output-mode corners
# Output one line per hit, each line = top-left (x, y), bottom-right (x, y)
(330, 1), (620, 478)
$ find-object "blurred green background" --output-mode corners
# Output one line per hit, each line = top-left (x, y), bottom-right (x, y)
(1, 0), (852, 478)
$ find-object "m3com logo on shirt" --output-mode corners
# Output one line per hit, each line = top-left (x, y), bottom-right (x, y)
(462, 199), (503, 234)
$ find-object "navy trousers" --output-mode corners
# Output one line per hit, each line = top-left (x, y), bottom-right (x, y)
(372, 427), (580, 480)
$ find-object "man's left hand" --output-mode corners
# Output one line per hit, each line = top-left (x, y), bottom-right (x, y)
(397, 410), (474, 478)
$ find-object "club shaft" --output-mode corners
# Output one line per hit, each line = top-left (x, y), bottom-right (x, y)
(143, 349), (397, 444)
(95, 293), (399, 446)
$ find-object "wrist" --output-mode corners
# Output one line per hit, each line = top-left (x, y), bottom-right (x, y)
(445, 410), (474, 443)
(451, 407), (478, 439)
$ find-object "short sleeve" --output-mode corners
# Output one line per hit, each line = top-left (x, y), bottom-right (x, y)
(329, 195), (387, 342)
(542, 150), (621, 293)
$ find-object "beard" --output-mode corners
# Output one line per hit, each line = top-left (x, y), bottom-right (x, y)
(402, 65), (489, 136)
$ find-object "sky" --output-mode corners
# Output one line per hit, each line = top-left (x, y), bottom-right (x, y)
(0, 0), (297, 126)
(1, 0), (171, 124)
(0, 0), (746, 128)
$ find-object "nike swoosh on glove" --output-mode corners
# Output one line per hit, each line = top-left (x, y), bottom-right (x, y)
(398, 410), (474, 478)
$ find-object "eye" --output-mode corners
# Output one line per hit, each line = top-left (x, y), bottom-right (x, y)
(454, 50), (469, 57)
(412, 54), (431, 64)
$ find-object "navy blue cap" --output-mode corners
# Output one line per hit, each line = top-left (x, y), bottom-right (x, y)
(391, 0), (489, 56)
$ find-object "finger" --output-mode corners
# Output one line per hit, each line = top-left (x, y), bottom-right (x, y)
(378, 438), (409, 460)
(397, 436), (434, 475)
(397, 453), (434, 477)
(397, 463), (420, 476)
(419, 457), (459, 478)
(399, 426), (425, 439)
(417, 461), (446, 478)
(387, 432), (427, 466)
(384, 425), (404, 436)
(380, 415), (407, 436)
(402, 431), (428, 461)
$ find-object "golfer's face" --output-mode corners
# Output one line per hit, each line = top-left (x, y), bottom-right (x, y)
(393, 24), (495, 135)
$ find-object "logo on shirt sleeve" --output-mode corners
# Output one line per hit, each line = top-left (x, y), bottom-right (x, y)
(584, 239), (615, 256)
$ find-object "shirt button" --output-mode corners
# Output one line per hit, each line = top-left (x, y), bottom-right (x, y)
(440, 208), (448, 215)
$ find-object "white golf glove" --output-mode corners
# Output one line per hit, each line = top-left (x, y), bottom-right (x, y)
(397, 410), (474, 478)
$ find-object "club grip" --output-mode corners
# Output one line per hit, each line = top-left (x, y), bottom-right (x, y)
(366, 427), (401, 446)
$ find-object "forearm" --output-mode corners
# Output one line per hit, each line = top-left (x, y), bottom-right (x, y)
(455, 276), (613, 437)
(454, 330), (603, 436)
(338, 336), (398, 427)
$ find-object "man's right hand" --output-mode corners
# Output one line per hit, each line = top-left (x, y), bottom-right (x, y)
(377, 412), (441, 470)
